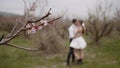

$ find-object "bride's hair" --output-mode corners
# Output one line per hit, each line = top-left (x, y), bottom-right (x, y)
(79, 20), (85, 34)
(79, 20), (83, 25)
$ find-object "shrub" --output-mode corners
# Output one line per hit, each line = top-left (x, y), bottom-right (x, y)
(30, 25), (65, 55)
(0, 22), (14, 32)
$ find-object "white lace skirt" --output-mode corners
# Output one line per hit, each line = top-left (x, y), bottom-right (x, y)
(70, 36), (87, 49)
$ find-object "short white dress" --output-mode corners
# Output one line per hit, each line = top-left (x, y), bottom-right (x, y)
(70, 27), (87, 49)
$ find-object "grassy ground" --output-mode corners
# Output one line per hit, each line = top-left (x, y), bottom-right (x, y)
(0, 36), (120, 68)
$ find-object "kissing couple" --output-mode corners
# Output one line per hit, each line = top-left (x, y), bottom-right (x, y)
(66, 19), (87, 65)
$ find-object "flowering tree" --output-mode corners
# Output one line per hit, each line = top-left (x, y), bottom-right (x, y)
(0, 0), (62, 51)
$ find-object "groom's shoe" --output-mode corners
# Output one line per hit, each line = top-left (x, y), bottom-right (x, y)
(66, 62), (70, 66)
(66, 61), (70, 66)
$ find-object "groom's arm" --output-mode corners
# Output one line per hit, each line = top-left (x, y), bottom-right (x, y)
(68, 27), (75, 39)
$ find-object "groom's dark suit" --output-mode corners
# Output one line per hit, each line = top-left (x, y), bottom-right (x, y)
(66, 38), (75, 65)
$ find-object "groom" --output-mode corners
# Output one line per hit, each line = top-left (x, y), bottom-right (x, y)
(66, 19), (79, 65)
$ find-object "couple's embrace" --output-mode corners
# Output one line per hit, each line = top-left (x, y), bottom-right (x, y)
(66, 19), (87, 65)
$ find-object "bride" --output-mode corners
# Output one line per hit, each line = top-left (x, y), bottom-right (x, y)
(70, 20), (87, 64)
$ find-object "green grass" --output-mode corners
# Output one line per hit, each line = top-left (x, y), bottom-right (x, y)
(0, 36), (120, 68)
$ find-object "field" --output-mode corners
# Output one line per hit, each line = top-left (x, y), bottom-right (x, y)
(0, 0), (120, 68)
(0, 35), (120, 68)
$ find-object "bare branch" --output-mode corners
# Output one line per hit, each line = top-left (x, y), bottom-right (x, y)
(104, 24), (113, 36)
(2, 22), (28, 44)
(6, 44), (39, 51)
(0, 34), (4, 42)
(9, 18), (21, 36)
(27, 8), (51, 24)
(4, 34), (23, 39)
(23, 17), (62, 31)
(99, 23), (110, 38)
(34, 8), (52, 23)
(48, 17), (62, 24)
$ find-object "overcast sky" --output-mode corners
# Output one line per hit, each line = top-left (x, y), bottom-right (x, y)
(0, 0), (120, 19)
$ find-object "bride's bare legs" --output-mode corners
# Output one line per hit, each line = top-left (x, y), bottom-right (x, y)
(74, 49), (80, 60)
(80, 49), (84, 59)
(74, 49), (84, 64)
(76, 49), (84, 64)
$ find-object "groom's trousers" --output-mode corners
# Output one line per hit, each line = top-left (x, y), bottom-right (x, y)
(66, 38), (75, 65)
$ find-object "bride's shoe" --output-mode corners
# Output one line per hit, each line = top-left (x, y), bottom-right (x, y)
(77, 59), (83, 64)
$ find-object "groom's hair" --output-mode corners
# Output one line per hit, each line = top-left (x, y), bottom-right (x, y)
(72, 19), (77, 23)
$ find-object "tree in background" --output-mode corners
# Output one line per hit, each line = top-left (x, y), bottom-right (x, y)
(114, 9), (120, 33)
(86, 1), (115, 43)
